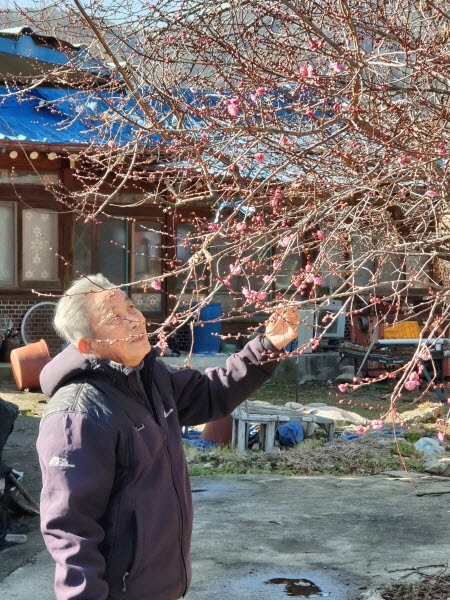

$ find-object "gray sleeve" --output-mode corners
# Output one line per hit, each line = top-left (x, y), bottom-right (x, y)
(37, 411), (116, 600)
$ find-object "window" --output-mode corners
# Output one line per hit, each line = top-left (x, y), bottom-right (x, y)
(72, 217), (164, 314)
(0, 203), (16, 286)
(99, 220), (126, 285)
(176, 223), (206, 292)
(73, 217), (127, 285)
(133, 222), (161, 282)
(22, 209), (59, 282)
(0, 202), (62, 289)
(131, 221), (162, 314)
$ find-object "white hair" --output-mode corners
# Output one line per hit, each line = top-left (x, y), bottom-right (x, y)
(54, 273), (115, 346)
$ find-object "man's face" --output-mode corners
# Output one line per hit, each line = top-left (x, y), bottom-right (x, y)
(85, 289), (151, 367)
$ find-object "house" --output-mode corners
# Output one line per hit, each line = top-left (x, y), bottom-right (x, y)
(0, 26), (441, 377)
(0, 27), (277, 356)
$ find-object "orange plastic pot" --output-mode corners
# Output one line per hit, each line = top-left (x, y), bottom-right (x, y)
(10, 339), (51, 391)
(200, 415), (233, 445)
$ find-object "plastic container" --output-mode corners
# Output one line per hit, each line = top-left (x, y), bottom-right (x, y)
(192, 303), (222, 354)
(10, 339), (50, 391)
(383, 321), (420, 339)
(200, 415), (233, 445)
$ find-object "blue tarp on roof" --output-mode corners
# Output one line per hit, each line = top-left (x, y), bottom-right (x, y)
(0, 86), (140, 145)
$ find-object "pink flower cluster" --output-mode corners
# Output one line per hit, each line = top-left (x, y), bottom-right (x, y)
(227, 97), (239, 116)
(299, 62), (315, 78)
(271, 188), (283, 207)
(242, 287), (267, 303)
(356, 419), (383, 435)
(404, 371), (420, 391)
(250, 87), (266, 101)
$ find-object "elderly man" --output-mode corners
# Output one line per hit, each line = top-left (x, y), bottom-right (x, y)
(36, 273), (299, 600)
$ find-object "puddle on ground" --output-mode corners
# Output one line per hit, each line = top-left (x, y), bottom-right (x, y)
(266, 577), (329, 598)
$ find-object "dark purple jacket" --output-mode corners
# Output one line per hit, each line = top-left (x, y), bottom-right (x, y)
(36, 337), (278, 600)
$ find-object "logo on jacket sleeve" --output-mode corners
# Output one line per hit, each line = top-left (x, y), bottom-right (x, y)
(48, 456), (75, 468)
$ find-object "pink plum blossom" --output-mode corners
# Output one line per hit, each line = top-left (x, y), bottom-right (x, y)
(316, 230), (324, 240)
(404, 379), (420, 391)
(256, 291), (267, 301)
(338, 383), (348, 393)
(256, 87), (266, 96)
(331, 62), (344, 73)
(425, 190), (437, 197)
(271, 188), (282, 207)
(229, 264), (243, 275)
(279, 235), (293, 247)
(313, 275), (323, 286)
(235, 222), (247, 232)
(150, 280), (161, 291)
(242, 287), (256, 301)
(436, 147), (446, 155)
(437, 431), (446, 442)
(227, 103), (239, 116)
(254, 153), (265, 163)
(299, 62), (314, 77)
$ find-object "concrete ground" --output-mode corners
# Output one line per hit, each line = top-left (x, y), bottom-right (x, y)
(1, 465), (450, 599)
(1, 362), (449, 600)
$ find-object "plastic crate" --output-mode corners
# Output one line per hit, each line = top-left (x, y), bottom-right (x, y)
(383, 321), (420, 339)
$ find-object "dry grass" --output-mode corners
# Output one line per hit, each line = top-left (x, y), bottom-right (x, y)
(381, 575), (450, 599)
(185, 434), (425, 476)
(279, 434), (423, 475)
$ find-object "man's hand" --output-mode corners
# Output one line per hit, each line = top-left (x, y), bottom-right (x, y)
(264, 306), (300, 350)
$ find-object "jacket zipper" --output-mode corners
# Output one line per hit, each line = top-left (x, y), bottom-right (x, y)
(129, 370), (187, 595)
(105, 432), (134, 587)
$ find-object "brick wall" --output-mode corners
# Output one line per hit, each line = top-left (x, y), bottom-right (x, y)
(0, 299), (62, 358)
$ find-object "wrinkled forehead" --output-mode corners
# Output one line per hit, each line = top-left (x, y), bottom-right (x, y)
(91, 288), (127, 318)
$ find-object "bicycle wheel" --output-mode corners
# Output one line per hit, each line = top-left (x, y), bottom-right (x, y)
(20, 302), (60, 356)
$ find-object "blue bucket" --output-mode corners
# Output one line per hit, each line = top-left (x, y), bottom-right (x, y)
(192, 303), (222, 354)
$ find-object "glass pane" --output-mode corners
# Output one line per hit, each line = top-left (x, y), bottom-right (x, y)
(73, 219), (93, 276)
(133, 222), (161, 281)
(276, 253), (303, 289)
(0, 203), (15, 285)
(131, 293), (162, 312)
(99, 220), (126, 285)
(22, 209), (58, 281)
(0, 169), (58, 185)
(176, 223), (205, 292)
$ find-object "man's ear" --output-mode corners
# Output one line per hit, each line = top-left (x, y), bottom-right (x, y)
(78, 337), (92, 355)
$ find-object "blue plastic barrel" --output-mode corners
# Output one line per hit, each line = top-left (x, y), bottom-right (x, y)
(192, 303), (222, 354)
